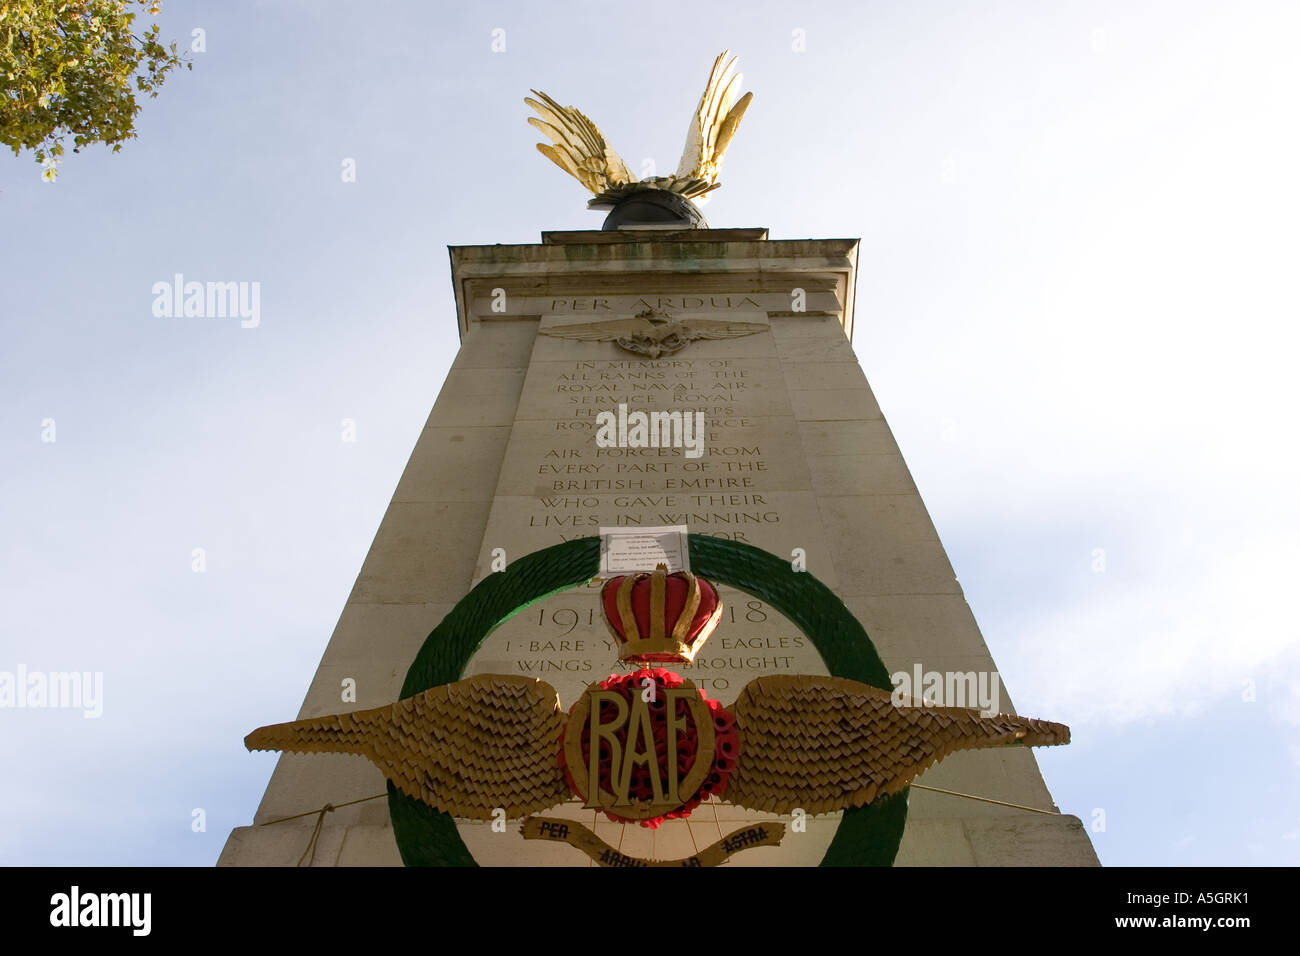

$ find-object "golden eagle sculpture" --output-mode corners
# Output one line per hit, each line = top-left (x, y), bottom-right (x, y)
(526, 50), (753, 210)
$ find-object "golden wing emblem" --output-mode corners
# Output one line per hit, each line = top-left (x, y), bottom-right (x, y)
(674, 50), (754, 200)
(725, 675), (1070, 815)
(525, 90), (634, 197)
(244, 675), (569, 820)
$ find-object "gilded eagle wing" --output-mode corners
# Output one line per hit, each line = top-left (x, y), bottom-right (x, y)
(244, 675), (569, 820)
(674, 50), (754, 197)
(525, 90), (634, 196)
(538, 317), (658, 342)
(680, 318), (769, 341)
(725, 675), (1070, 815)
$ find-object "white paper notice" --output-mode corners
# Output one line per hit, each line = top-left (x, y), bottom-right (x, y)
(599, 525), (690, 575)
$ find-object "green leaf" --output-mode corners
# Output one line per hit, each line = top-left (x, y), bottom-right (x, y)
(0, 0), (192, 175)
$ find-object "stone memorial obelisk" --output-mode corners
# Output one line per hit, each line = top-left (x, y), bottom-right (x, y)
(220, 52), (1097, 866)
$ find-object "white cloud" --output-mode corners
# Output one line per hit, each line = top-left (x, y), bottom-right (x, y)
(1007, 529), (1300, 731)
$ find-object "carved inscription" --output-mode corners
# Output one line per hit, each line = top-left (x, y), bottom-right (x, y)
(467, 325), (829, 697)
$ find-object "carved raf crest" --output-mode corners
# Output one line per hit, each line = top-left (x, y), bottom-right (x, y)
(540, 308), (766, 358)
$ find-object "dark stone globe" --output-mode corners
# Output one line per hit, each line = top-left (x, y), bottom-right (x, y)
(601, 189), (709, 230)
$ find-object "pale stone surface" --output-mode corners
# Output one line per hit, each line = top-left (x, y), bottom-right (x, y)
(253, 753), (386, 826)
(218, 824), (403, 868)
(337, 825), (403, 866)
(296, 662), (408, 717)
(616, 823), (655, 861)
(446, 318), (538, 370)
(770, 335), (857, 363)
(316, 602), (456, 667)
(964, 815), (1098, 866)
(781, 360), (871, 392)
(841, 594), (998, 668)
(395, 426), (512, 503)
(798, 419), (905, 457)
(347, 501), (492, 604)
(807, 453), (917, 496)
(789, 387), (881, 422)
(421, 390), (521, 428)
(218, 824), (344, 867)
(898, 816), (1098, 867)
(437, 366), (528, 398)
(894, 819), (977, 866)
(818, 495), (962, 596)
(650, 819), (698, 861)
(222, 229), (1096, 867)
(910, 749), (1059, 817)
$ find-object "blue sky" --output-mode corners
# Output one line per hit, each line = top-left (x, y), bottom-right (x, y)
(1, 0), (1296, 865)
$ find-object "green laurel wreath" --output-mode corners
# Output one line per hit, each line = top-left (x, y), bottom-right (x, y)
(389, 534), (908, 866)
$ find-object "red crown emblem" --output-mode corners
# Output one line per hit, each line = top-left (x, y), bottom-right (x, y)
(600, 564), (723, 664)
